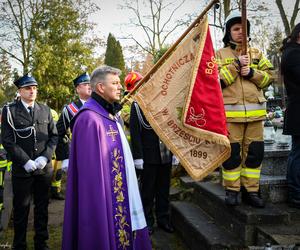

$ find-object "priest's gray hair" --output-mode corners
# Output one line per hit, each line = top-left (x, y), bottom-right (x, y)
(90, 65), (121, 91)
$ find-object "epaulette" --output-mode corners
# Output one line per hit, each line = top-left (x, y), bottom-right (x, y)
(66, 102), (80, 117)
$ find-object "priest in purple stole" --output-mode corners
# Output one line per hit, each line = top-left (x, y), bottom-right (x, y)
(62, 66), (152, 250)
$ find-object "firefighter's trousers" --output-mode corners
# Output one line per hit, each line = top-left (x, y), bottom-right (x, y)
(51, 160), (62, 193)
(222, 121), (264, 192)
(0, 166), (5, 211)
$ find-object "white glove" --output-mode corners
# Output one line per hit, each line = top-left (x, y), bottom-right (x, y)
(172, 155), (180, 166)
(62, 159), (69, 172)
(23, 160), (37, 173)
(34, 156), (48, 170)
(134, 159), (144, 170)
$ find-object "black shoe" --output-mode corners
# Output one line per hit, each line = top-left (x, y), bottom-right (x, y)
(225, 190), (239, 206)
(288, 197), (300, 208)
(244, 192), (265, 208)
(35, 244), (50, 250)
(51, 192), (65, 200)
(157, 221), (175, 233)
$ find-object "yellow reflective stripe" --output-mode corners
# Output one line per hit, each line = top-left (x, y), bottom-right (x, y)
(226, 110), (266, 118)
(250, 64), (258, 69)
(222, 169), (241, 181)
(241, 168), (261, 179)
(220, 66), (234, 85)
(258, 57), (268, 68)
(216, 58), (235, 65)
(51, 180), (61, 188)
(215, 58), (222, 65)
(7, 161), (12, 172)
(0, 145), (3, 149)
(260, 72), (270, 88)
(258, 57), (273, 69)
(220, 68), (231, 85)
(225, 58), (235, 64)
(0, 160), (7, 168)
(224, 67), (234, 83)
(0, 203), (3, 211)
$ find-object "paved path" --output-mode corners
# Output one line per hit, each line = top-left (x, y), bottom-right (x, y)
(28, 197), (188, 249)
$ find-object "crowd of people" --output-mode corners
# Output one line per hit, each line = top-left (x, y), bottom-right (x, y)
(0, 11), (299, 250)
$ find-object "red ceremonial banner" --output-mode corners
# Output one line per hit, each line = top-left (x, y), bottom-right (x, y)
(183, 26), (227, 136)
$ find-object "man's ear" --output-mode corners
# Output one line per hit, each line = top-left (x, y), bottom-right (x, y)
(97, 83), (105, 94)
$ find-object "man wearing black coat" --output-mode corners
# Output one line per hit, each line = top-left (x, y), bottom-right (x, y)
(281, 23), (300, 208)
(1, 75), (58, 250)
(130, 101), (174, 234)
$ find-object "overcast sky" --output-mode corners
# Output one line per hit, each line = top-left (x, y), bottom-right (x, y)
(89, 0), (299, 59)
(88, 0), (299, 66)
(90, 0), (208, 50)
(90, 0), (299, 39)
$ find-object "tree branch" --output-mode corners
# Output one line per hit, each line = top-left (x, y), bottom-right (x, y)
(160, 0), (185, 33)
(275, 0), (291, 36)
(290, 0), (300, 29)
(0, 47), (23, 65)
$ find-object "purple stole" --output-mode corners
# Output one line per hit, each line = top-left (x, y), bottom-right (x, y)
(104, 115), (133, 249)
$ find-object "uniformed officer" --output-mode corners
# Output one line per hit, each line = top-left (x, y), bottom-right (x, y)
(129, 72), (174, 235)
(1, 74), (58, 250)
(53, 72), (91, 199)
(0, 108), (11, 231)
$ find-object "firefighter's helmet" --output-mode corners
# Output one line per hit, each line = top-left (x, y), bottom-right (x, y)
(222, 11), (250, 46)
(124, 71), (143, 92)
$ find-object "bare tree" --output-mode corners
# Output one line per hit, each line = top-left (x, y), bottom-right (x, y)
(275, 0), (300, 36)
(211, 0), (269, 30)
(0, 0), (46, 74)
(120, 0), (194, 57)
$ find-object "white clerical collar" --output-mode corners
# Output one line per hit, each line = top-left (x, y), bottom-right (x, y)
(79, 99), (86, 105)
(21, 99), (35, 111)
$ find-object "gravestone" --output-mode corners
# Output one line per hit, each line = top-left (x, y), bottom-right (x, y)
(260, 143), (290, 203)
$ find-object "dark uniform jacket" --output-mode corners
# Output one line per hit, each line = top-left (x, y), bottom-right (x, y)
(0, 137), (7, 161)
(55, 99), (83, 161)
(130, 102), (172, 165)
(281, 42), (300, 135)
(1, 100), (58, 177)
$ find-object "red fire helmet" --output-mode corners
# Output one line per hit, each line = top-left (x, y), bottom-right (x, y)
(124, 71), (143, 92)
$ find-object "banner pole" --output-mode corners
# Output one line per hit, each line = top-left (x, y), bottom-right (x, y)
(121, 0), (220, 105)
(241, 0), (247, 55)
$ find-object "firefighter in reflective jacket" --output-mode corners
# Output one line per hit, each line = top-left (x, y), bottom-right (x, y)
(216, 11), (274, 207)
(50, 108), (63, 200)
